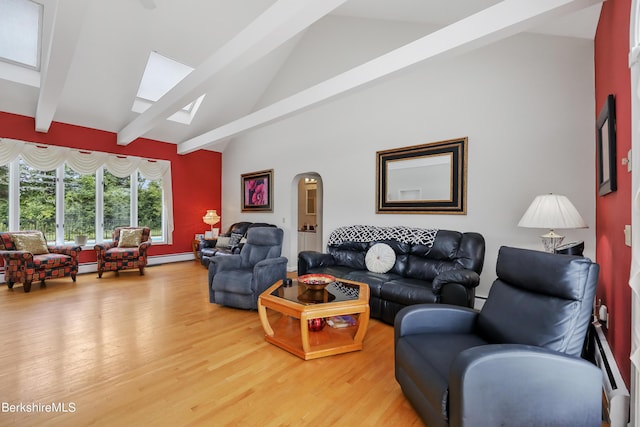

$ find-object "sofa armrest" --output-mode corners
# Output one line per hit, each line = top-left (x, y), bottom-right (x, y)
(209, 255), (242, 274)
(394, 304), (478, 340)
(0, 250), (33, 263)
(449, 344), (602, 427)
(253, 257), (288, 293)
(297, 251), (335, 275)
(49, 245), (82, 256)
(432, 269), (480, 293)
(94, 242), (116, 251)
(138, 240), (152, 253)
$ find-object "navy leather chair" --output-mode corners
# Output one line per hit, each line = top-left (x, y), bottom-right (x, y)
(208, 227), (287, 310)
(394, 246), (602, 427)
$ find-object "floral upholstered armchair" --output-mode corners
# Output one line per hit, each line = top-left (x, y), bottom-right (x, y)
(94, 227), (152, 278)
(0, 231), (82, 293)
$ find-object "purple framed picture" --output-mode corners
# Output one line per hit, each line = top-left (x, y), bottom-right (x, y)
(242, 169), (273, 212)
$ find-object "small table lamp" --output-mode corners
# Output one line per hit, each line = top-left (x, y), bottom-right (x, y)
(518, 194), (587, 253)
(202, 209), (221, 238)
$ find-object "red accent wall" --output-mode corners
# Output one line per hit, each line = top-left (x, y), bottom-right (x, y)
(594, 0), (632, 387)
(0, 112), (222, 265)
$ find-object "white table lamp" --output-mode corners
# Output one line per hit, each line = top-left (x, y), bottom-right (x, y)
(518, 194), (587, 252)
(202, 209), (221, 238)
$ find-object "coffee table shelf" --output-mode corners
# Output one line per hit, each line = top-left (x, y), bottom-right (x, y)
(258, 278), (370, 360)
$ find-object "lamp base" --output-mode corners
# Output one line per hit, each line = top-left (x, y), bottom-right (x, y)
(540, 230), (564, 253)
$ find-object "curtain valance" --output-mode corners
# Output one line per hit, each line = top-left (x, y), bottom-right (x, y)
(0, 138), (174, 243)
(0, 138), (168, 178)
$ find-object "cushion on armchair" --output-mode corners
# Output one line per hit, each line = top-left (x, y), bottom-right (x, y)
(12, 232), (49, 254)
(118, 228), (143, 248)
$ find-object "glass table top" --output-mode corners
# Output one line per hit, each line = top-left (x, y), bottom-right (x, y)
(271, 279), (361, 305)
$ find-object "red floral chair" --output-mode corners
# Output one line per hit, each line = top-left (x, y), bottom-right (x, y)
(0, 231), (82, 293)
(94, 227), (152, 278)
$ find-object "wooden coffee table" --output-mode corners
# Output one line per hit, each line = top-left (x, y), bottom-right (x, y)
(257, 278), (370, 360)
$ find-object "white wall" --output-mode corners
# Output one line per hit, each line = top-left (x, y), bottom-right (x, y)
(220, 16), (596, 298)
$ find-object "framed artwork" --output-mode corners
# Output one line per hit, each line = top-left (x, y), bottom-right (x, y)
(376, 137), (467, 214)
(242, 169), (273, 212)
(597, 94), (616, 196)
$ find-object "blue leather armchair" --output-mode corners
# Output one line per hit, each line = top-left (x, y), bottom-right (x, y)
(208, 227), (288, 310)
(394, 246), (602, 427)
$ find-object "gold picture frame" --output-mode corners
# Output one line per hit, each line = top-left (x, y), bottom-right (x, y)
(242, 169), (273, 212)
(376, 138), (467, 214)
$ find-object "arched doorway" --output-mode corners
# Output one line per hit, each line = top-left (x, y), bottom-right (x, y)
(294, 173), (323, 255)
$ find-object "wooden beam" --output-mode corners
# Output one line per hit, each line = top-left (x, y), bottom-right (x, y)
(117, 0), (349, 146)
(177, 0), (604, 154)
(35, 0), (88, 133)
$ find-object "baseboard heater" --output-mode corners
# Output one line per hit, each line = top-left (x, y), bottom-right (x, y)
(593, 322), (630, 427)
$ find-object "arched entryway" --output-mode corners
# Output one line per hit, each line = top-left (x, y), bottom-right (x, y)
(290, 173), (323, 265)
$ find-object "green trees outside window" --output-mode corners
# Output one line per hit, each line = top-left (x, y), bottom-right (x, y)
(64, 166), (96, 241)
(0, 165), (8, 232)
(1, 160), (163, 243)
(19, 160), (56, 240)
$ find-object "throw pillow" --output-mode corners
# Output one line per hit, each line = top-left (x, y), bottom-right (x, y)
(215, 236), (230, 249)
(228, 232), (243, 247)
(12, 232), (49, 255)
(365, 243), (396, 274)
(118, 228), (143, 248)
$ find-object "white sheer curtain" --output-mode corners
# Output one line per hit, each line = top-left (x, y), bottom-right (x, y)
(0, 138), (174, 243)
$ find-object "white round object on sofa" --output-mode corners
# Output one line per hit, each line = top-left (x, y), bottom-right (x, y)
(365, 243), (396, 273)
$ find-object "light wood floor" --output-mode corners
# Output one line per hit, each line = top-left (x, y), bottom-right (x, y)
(0, 261), (422, 427)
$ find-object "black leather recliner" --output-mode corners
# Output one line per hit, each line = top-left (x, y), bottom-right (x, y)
(208, 227), (288, 310)
(394, 246), (602, 427)
(200, 222), (275, 267)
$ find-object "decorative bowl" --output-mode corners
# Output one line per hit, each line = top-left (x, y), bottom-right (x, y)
(307, 317), (326, 332)
(298, 273), (336, 290)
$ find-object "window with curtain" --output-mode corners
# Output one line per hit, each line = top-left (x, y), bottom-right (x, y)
(64, 165), (96, 243)
(0, 139), (174, 245)
(103, 170), (131, 238)
(0, 164), (8, 232)
(19, 159), (56, 240)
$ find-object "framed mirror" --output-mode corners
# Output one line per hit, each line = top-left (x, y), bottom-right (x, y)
(376, 137), (467, 214)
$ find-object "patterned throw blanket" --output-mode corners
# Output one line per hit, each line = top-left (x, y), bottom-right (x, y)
(327, 225), (438, 247)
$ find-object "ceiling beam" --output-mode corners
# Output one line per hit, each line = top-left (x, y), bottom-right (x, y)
(35, 0), (88, 133)
(117, 0), (349, 146)
(177, 0), (604, 154)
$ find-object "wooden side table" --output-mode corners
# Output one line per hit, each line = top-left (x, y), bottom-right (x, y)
(192, 239), (200, 260)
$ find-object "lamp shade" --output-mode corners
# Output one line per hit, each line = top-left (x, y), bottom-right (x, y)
(202, 210), (221, 226)
(518, 194), (587, 229)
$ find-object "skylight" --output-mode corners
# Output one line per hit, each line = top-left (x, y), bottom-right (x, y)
(133, 51), (205, 125)
(0, 0), (42, 69)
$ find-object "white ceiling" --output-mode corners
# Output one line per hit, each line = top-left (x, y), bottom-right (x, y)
(0, 0), (603, 154)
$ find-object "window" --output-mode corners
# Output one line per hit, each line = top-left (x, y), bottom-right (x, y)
(19, 159), (55, 240)
(0, 139), (174, 245)
(64, 165), (96, 243)
(0, 0), (42, 69)
(103, 170), (131, 238)
(132, 51), (206, 124)
(138, 175), (163, 240)
(0, 165), (8, 232)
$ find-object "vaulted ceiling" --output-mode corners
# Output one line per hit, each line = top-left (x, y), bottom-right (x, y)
(0, 0), (603, 154)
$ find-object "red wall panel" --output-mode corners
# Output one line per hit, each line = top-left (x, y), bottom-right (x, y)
(594, 0), (632, 386)
(0, 112), (222, 264)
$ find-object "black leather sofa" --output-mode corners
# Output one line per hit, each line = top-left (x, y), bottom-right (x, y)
(394, 246), (601, 427)
(200, 222), (275, 267)
(297, 225), (485, 324)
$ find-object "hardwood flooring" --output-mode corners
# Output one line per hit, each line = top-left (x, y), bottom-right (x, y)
(0, 262), (422, 427)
